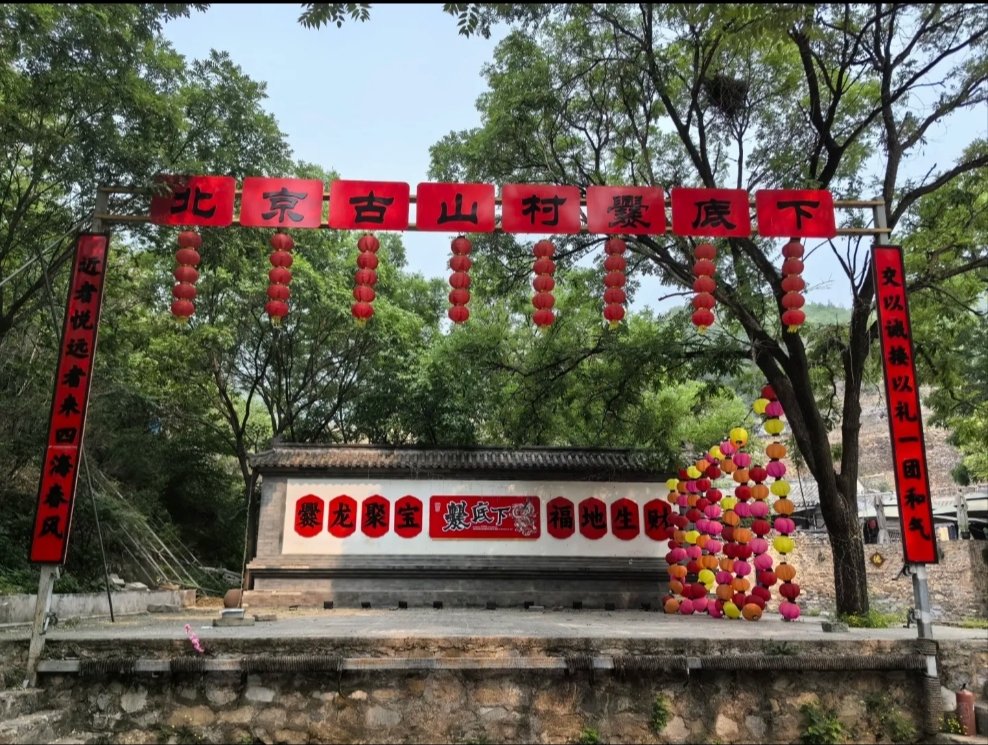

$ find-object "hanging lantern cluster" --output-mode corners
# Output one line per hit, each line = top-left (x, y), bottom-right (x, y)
(265, 232), (294, 326)
(532, 239), (556, 329)
(691, 242), (717, 333)
(664, 473), (688, 614)
(748, 461), (775, 616)
(448, 235), (472, 324)
(756, 385), (801, 621)
(693, 455), (723, 618)
(602, 238), (627, 329)
(716, 438), (741, 619)
(171, 230), (201, 323)
(780, 239), (806, 333)
(352, 233), (379, 324)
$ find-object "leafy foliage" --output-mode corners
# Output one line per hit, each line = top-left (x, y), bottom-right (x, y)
(799, 702), (846, 745)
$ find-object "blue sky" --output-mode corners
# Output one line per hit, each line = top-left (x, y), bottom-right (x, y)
(162, 4), (985, 314)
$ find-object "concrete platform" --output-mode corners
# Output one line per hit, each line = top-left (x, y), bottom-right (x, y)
(0, 605), (984, 644)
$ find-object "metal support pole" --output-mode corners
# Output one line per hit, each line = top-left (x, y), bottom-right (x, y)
(911, 564), (934, 639)
(24, 565), (59, 687)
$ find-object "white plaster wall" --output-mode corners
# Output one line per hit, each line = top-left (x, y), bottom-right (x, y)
(282, 477), (669, 557)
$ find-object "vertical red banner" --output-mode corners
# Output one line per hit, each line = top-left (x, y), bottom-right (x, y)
(30, 234), (110, 564)
(872, 245), (938, 564)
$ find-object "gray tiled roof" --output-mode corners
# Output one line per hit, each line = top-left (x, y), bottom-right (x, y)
(249, 444), (670, 481)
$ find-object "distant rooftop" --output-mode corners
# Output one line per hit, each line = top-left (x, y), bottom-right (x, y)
(249, 444), (672, 482)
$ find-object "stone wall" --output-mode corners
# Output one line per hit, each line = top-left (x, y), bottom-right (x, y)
(0, 590), (196, 626)
(36, 667), (925, 745)
(773, 536), (988, 619)
(4, 635), (982, 744)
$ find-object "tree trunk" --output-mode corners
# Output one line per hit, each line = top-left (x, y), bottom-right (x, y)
(822, 480), (871, 615)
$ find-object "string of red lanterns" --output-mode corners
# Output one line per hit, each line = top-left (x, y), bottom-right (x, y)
(691, 242), (717, 333)
(352, 233), (379, 324)
(602, 238), (627, 329)
(170, 230), (201, 323)
(532, 239), (556, 329)
(265, 232), (293, 326)
(780, 239), (806, 333)
(448, 235), (472, 324)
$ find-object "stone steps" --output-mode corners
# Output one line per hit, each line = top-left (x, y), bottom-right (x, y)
(0, 709), (62, 745)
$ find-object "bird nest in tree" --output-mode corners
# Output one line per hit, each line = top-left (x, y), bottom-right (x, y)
(702, 73), (749, 118)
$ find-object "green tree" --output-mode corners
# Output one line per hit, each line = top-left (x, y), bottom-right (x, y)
(412, 4), (985, 614)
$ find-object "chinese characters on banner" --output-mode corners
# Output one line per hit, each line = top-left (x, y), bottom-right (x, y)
(755, 189), (837, 238)
(430, 496), (541, 539)
(149, 175), (838, 239)
(29, 234), (110, 564)
(291, 493), (673, 542)
(872, 246), (938, 564)
(149, 175), (236, 227)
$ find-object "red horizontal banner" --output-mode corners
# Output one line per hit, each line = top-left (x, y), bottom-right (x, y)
(149, 175), (236, 227)
(429, 496), (541, 539)
(586, 186), (666, 235)
(500, 185), (582, 234)
(240, 177), (324, 228)
(670, 188), (752, 237)
(328, 180), (410, 231)
(30, 233), (110, 564)
(872, 245), (937, 564)
(148, 174), (839, 238)
(756, 189), (836, 238)
(416, 182), (496, 232)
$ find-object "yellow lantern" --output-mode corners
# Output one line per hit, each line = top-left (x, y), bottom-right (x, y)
(773, 535), (795, 554)
(666, 478), (679, 491)
(723, 601), (741, 619)
(771, 479), (791, 497)
(764, 418), (785, 436)
(752, 398), (769, 415)
(721, 496), (738, 510)
(685, 530), (700, 544)
(708, 445), (724, 460)
(686, 466), (701, 479)
(729, 427), (749, 447)
(698, 569), (716, 588)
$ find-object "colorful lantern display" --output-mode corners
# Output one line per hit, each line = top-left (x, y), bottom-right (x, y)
(265, 231), (294, 325)
(603, 237), (627, 328)
(758, 386), (800, 620)
(448, 235), (472, 324)
(171, 230), (201, 322)
(352, 232), (379, 324)
(780, 239), (806, 333)
(532, 239), (556, 329)
(691, 242), (717, 333)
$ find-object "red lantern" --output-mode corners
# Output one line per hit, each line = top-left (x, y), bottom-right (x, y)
(352, 233), (378, 325)
(532, 240), (556, 329)
(780, 239), (805, 333)
(602, 238), (627, 328)
(171, 230), (201, 323)
(266, 232), (294, 325)
(691, 242), (717, 333)
(447, 235), (472, 324)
